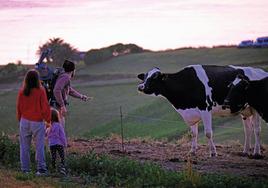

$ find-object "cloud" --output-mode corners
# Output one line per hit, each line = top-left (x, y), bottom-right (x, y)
(0, 0), (88, 10)
(0, 0), (45, 10)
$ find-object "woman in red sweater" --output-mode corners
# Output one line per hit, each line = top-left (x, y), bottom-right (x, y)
(16, 69), (51, 175)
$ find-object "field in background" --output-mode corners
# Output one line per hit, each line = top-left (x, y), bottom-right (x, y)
(1, 47), (268, 144)
(78, 47), (268, 75)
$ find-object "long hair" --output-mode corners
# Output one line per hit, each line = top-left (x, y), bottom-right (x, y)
(51, 108), (60, 123)
(23, 69), (40, 96)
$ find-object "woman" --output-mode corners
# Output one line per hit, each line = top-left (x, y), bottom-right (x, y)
(16, 69), (51, 175)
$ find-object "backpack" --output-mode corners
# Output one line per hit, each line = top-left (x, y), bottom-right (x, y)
(48, 67), (64, 107)
(35, 63), (64, 106)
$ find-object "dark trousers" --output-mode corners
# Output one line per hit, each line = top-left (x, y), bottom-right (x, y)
(50, 144), (65, 169)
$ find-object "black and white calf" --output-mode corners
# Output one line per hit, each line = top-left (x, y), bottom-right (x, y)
(223, 74), (268, 123)
(137, 65), (268, 157)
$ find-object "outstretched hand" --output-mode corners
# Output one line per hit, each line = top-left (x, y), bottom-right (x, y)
(81, 95), (93, 102)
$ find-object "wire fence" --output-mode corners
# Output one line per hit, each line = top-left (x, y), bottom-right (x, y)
(2, 103), (268, 151)
(0, 105), (248, 131)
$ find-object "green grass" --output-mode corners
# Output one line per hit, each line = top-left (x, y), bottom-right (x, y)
(85, 98), (188, 139)
(78, 47), (268, 75)
(65, 82), (157, 136)
(0, 91), (18, 134)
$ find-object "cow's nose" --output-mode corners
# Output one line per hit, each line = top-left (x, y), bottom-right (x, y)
(222, 99), (230, 109)
(138, 84), (145, 91)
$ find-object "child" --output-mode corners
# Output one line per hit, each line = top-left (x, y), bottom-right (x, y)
(47, 108), (67, 175)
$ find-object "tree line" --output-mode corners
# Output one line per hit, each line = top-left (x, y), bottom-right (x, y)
(0, 38), (146, 77)
(38, 38), (146, 66)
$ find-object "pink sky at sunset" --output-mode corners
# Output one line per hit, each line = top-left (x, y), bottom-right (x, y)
(0, 0), (267, 65)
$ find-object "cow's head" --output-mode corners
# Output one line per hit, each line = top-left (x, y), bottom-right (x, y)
(223, 74), (250, 113)
(137, 68), (163, 95)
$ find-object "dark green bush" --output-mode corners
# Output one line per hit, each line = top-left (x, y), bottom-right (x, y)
(84, 43), (145, 65)
(0, 133), (20, 168)
(0, 63), (27, 78)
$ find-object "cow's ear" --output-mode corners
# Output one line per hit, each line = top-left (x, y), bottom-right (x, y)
(137, 73), (145, 80)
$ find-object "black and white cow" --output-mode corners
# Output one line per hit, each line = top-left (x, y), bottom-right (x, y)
(137, 65), (268, 157)
(223, 74), (268, 123)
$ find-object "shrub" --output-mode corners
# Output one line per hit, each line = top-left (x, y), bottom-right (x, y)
(0, 133), (20, 168)
(66, 151), (182, 187)
(0, 63), (27, 78)
(84, 43), (145, 65)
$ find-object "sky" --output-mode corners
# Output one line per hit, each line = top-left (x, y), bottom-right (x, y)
(0, 0), (267, 65)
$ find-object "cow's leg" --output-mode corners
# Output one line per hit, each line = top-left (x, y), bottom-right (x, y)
(252, 112), (262, 158)
(241, 116), (252, 156)
(190, 123), (199, 155)
(201, 111), (217, 157)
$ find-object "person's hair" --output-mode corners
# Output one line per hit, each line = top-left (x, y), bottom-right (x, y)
(63, 59), (75, 72)
(51, 108), (60, 123)
(23, 69), (40, 96)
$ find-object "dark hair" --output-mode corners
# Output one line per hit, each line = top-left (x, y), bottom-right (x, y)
(63, 60), (75, 72)
(23, 69), (40, 96)
(51, 108), (60, 123)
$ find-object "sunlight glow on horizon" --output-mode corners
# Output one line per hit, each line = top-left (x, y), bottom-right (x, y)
(0, 0), (268, 65)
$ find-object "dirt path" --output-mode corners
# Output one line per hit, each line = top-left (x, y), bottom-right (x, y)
(68, 138), (268, 179)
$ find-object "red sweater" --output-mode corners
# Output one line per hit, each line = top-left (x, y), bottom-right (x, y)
(16, 87), (51, 122)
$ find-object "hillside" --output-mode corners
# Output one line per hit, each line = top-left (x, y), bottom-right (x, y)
(0, 47), (268, 144)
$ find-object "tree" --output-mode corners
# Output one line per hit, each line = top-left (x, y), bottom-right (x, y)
(84, 43), (145, 65)
(38, 38), (78, 67)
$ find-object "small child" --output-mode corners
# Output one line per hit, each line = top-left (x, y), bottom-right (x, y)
(46, 108), (67, 175)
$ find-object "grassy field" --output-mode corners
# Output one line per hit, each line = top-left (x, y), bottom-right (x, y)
(78, 47), (268, 75)
(1, 47), (268, 145)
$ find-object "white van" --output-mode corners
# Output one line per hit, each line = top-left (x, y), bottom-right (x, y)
(254, 36), (268, 47)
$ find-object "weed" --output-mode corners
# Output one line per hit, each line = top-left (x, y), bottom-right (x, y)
(182, 155), (201, 187)
(15, 171), (35, 181)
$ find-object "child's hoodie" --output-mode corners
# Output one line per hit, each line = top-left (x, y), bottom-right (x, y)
(47, 122), (67, 147)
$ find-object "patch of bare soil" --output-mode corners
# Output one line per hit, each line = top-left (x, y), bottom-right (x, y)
(68, 137), (268, 179)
